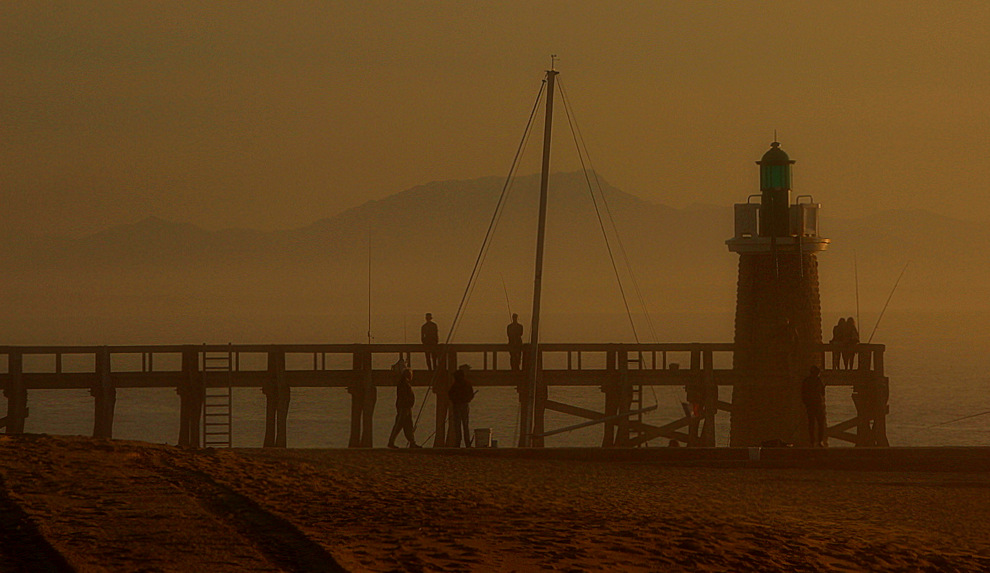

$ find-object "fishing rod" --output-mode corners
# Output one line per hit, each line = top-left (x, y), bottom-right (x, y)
(367, 227), (373, 345)
(867, 261), (909, 344)
(928, 410), (990, 428)
(854, 251), (860, 328)
(499, 272), (512, 319)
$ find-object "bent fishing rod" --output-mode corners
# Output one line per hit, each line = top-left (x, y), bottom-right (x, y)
(867, 261), (910, 344)
(928, 410), (990, 429)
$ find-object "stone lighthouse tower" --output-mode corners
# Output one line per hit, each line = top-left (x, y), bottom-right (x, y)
(726, 141), (830, 446)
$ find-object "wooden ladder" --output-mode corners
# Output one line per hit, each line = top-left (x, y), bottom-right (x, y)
(627, 351), (645, 447)
(202, 346), (233, 448)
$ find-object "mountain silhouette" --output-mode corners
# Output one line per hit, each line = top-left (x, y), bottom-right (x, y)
(1, 171), (986, 344)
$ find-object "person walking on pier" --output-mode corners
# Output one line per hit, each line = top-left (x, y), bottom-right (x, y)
(448, 364), (475, 447)
(801, 365), (827, 447)
(506, 313), (524, 371)
(421, 313), (440, 371)
(388, 364), (421, 449)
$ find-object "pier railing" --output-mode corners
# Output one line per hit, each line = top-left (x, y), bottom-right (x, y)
(1, 342), (887, 448)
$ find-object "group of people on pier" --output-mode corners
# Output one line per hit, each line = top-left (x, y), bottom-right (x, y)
(421, 312), (526, 372)
(389, 312), (521, 449)
(386, 357), (476, 449)
(830, 317), (860, 369)
(389, 312), (495, 448)
(404, 312), (861, 450)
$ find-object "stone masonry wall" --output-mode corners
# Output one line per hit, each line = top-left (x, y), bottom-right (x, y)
(730, 251), (823, 446)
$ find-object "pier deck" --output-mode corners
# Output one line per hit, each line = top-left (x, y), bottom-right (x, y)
(1, 343), (887, 448)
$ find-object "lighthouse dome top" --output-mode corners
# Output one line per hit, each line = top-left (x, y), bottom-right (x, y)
(758, 141), (795, 165)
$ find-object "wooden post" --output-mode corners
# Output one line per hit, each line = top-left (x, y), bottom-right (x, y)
(91, 347), (116, 439)
(348, 352), (362, 447)
(600, 383), (618, 448)
(616, 352), (631, 446)
(444, 351), (458, 447)
(275, 351), (289, 447)
(874, 380), (890, 447)
(4, 351), (27, 434)
(601, 350), (618, 447)
(348, 350), (375, 447)
(532, 351), (547, 447)
(873, 347), (889, 446)
(851, 347), (882, 447)
(516, 372), (528, 448)
(435, 356), (451, 447)
(178, 347), (202, 447)
(264, 350), (289, 448)
(686, 347), (703, 447)
(702, 349), (717, 446)
(852, 386), (872, 447)
(360, 350), (376, 448)
(263, 354), (277, 447)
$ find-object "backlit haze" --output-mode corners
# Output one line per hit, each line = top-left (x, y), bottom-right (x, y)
(3, 2), (990, 447)
(3, 2), (988, 237)
(2, 2), (990, 344)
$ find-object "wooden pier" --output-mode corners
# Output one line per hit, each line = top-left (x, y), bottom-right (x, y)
(1, 343), (888, 448)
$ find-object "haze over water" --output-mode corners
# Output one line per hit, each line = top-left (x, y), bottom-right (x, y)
(3, 3), (989, 448)
(19, 310), (990, 448)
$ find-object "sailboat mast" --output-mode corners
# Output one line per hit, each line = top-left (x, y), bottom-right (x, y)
(367, 227), (372, 345)
(521, 66), (557, 447)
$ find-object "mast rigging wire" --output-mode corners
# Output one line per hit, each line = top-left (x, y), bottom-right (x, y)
(558, 80), (661, 345)
(447, 82), (546, 344)
(559, 79), (673, 412)
(557, 80), (639, 343)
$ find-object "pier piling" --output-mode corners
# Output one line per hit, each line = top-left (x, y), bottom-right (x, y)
(91, 346), (116, 439)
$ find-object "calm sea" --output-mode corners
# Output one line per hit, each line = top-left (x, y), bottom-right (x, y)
(14, 311), (990, 448)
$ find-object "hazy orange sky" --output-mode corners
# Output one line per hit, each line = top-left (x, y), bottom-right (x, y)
(2, 2), (988, 236)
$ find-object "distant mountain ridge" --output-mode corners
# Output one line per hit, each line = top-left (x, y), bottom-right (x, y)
(2, 171), (986, 323)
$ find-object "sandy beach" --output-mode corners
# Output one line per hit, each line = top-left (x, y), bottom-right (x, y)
(2, 435), (989, 572)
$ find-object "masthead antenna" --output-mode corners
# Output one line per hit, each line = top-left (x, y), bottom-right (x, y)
(550, 54), (557, 71)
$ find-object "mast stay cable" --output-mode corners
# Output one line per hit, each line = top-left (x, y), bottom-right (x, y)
(558, 79), (680, 412)
(557, 80), (639, 343)
(559, 80), (661, 344)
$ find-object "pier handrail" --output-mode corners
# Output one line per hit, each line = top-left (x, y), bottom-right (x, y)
(1, 342), (885, 380)
(1, 341), (880, 355)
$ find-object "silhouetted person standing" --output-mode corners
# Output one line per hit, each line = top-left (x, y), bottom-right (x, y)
(506, 313), (524, 371)
(388, 366), (420, 449)
(801, 365), (826, 447)
(448, 364), (475, 447)
(421, 313), (439, 371)
(842, 317), (860, 370)
(830, 317), (846, 370)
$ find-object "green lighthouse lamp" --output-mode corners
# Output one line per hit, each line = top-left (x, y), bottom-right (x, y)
(758, 141), (794, 238)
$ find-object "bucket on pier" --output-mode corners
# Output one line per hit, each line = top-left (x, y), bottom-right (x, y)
(474, 428), (492, 448)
